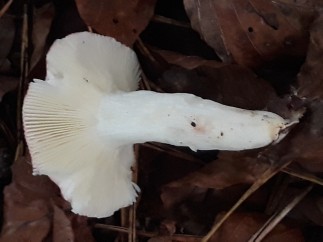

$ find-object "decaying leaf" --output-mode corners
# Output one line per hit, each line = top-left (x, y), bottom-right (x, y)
(75, 0), (157, 46)
(0, 157), (58, 241)
(0, 75), (18, 102)
(183, 0), (312, 67)
(297, 11), (323, 99)
(209, 212), (305, 242)
(52, 205), (74, 242)
(0, 14), (15, 73)
(0, 155), (95, 241)
(160, 151), (269, 208)
(146, 48), (278, 110)
(30, 3), (55, 70)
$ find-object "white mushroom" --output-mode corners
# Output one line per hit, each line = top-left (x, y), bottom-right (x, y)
(22, 32), (295, 218)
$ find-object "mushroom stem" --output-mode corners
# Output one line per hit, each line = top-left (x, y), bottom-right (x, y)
(98, 90), (289, 151)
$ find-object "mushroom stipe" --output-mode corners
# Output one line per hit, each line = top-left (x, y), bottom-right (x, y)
(22, 32), (298, 218)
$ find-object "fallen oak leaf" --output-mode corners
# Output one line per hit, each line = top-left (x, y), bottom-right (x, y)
(75, 0), (157, 46)
(161, 151), (270, 209)
(52, 204), (74, 242)
(144, 47), (278, 110)
(30, 3), (55, 70)
(209, 212), (305, 242)
(0, 14), (15, 73)
(297, 10), (323, 100)
(184, 0), (311, 67)
(0, 156), (58, 242)
(0, 155), (95, 241)
(0, 75), (18, 102)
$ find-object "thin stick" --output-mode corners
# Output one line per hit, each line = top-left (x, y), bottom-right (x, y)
(248, 184), (313, 242)
(136, 38), (160, 68)
(282, 167), (323, 186)
(201, 160), (292, 242)
(0, 0), (13, 18)
(87, 26), (93, 32)
(142, 142), (204, 165)
(152, 15), (191, 28)
(128, 145), (140, 242)
(120, 208), (128, 242)
(94, 224), (202, 240)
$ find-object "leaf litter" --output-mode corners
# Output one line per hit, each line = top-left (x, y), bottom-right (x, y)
(0, 0), (323, 241)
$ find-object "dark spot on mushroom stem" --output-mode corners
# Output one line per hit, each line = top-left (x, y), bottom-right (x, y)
(191, 122), (196, 127)
(220, 132), (224, 136)
(83, 78), (89, 83)
(248, 27), (253, 32)
(112, 18), (119, 24)
(82, 41), (85, 44)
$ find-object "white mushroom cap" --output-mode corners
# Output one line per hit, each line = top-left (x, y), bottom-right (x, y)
(23, 32), (294, 218)
(23, 32), (141, 217)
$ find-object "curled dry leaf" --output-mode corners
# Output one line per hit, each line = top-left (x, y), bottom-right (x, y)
(183, 0), (312, 67)
(75, 0), (157, 46)
(209, 212), (305, 242)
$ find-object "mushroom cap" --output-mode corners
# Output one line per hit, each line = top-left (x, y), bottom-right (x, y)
(23, 32), (141, 217)
(46, 31), (140, 93)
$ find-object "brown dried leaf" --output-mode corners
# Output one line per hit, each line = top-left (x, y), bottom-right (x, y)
(0, 156), (58, 241)
(297, 11), (323, 99)
(264, 100), (323, 172)
(0, 14), (15, 73)
(290, 101), (323, 172)
(149, 236), (201, 242)
(0, 155), (95, 241)
(0, 75), (18, 101)
(53, 205), (74, 242)
(155, 62), (276, 110)
(153, 48), (224, 70)
(30, 3), (55, 70)
(209, 212), (305, 242)
(295, 195), (323, 226)
(75, 0), (157, 46)
(184, 0), (312, 67)
(161, 151), (269, 208)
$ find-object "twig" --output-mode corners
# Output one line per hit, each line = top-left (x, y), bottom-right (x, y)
(87, 26), (93, 32)
(265, 174), (291, 215)
(152, 15), (191, 28)
(142, 142), (204, 165)
(0, 121), (16, 150)
(0, 0), (13, 18)
(94, 223), (202, 240)
(248, 184), (313, 242)
(201, 160), (293, 242)
(136, 38), (163, 73)
(128, 144), (140, 242)
(282, 167), (323, 186)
